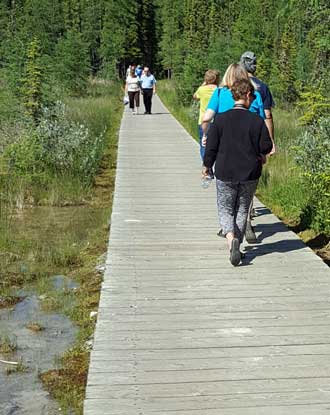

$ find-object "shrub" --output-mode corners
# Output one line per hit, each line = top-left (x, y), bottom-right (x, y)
(292, 117), (330, 234)
(298, 89), (330, 126)
(4, 102), (105, 184)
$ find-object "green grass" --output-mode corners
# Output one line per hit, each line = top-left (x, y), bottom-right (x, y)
(157, 80), (199, 140)
(0, 80), (124, 414)
(0, 81), (123, 208)
(257, 109), (307, 225)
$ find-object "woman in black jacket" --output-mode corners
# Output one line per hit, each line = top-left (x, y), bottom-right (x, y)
(203, 79), (272, 266)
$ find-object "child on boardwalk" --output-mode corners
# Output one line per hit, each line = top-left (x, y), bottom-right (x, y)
(193, 70), (220, 161)
(203, 79), (272, 266)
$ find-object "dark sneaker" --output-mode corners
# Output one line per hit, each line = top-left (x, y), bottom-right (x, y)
(230, 238), (241, 266)
(217, 229), (225, 238)
(250, 207), (257, 218)
(245, 221), (257, 244)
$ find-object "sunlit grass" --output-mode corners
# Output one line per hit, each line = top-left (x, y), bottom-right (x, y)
(0, 81), (123, 413)
(157, 80), (199, 141)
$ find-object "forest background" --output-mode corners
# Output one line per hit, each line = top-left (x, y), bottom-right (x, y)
(0, 0), (329, 237)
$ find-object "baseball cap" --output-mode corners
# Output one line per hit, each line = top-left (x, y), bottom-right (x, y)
(240, 51), (257, 74)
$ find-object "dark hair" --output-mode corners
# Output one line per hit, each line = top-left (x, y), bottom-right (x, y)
(231, 79), (255, 100)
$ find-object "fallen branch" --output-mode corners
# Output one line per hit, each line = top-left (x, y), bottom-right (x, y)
(0, 359), (19, 365)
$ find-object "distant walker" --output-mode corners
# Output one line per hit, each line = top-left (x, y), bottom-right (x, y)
(140, 67), (156, 114)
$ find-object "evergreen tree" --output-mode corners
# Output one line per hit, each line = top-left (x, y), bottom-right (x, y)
(157, 0), (184, 78)
(21, 37), (43, 121)
(277, 22), (298, 103)
(80, 0), (105, 73)
(54, 30), (90, 94)
(100, 0), (140, 78)
(137, 0), (158, 68)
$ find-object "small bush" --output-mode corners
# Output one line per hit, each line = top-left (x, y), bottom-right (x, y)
(4, 102), (105, 184)
(297, 89), (330, 126)
(292, 117), (330, 234)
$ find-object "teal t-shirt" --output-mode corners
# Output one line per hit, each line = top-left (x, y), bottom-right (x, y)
(206, 86), (265, 119)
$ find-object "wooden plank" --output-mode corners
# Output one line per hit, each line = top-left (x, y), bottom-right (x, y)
(84, 401), (330, 415)
(84, 95), (330, 414)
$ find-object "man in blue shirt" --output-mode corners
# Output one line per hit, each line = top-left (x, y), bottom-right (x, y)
(240, 51), (275, 152)
(240, 51), (276, 243)
(140, 67), (156, 114)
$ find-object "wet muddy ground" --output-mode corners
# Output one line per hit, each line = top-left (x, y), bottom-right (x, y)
(0, 293), (77, 415)
(0, 206), (109, 414)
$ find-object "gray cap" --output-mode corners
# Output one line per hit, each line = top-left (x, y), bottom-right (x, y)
(240, 51), (257, 74)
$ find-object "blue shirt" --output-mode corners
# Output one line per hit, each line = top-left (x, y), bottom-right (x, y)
(140, 74), (156, 89)
(251, 76), (275, 110)
(207, 86), (265, 119)
(135, 67), (143, 77)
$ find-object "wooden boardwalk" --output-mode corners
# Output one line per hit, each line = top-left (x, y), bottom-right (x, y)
(84, 96), (330, 414)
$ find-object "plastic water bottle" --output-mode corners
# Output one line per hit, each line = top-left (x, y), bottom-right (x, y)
(201, 175), (212, 189)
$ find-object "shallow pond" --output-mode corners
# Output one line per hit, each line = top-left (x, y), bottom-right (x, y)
(0, 205), (109, 414)
(0, 294), (77, 414)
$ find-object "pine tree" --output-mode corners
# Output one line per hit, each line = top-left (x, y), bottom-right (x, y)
(21, 37), (43, 121)
(54, 30), (90, 94)
(277, 22), (298, 103)
(157, 0), (184, 78)
(80, 0), (105, 73)
(100, 0), (140, 78)
(137, 0), (158, 69)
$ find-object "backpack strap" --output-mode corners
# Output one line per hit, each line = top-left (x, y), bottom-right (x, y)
(217, 87), (222, 113)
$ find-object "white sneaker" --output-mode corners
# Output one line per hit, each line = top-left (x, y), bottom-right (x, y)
(133, 109), (137, 115)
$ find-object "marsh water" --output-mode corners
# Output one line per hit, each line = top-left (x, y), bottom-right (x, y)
(0, 206), (109, 414)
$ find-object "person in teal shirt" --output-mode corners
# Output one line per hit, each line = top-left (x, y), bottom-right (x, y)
(201, 63), (265, 138)
(207, 84), (264, 117)
(201, 63), (266, 241)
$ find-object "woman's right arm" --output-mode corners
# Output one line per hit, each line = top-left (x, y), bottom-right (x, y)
(259, 122), (273, 155)
(203, 118), (220, 168)
(201, 109), (216, 135)
(201, 88), (219, 134)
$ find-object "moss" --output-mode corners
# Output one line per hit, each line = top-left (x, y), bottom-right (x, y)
(0, 336), (17, 354)
(26, 322), (44, 332)
(0, 295), (23, 308)
(40, 345), (89, 414)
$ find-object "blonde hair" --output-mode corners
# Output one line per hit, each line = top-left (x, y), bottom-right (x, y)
(220, 63), (257, 89)
(204, 69), (220, 85)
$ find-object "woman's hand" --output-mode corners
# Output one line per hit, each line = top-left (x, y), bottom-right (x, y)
(269, 141), (276, 156)
(202, 134), (207, 147)
(202, 166), (210, 177)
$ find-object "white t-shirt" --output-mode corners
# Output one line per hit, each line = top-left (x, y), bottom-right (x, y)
(126, 76), (140, 92)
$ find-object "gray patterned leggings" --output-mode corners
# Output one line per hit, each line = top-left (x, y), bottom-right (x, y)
(216, 179), (258, 243)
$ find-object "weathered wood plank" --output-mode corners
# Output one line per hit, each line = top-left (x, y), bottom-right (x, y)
(84, 96), (330, 414)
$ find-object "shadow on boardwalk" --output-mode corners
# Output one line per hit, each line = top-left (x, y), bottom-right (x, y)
(243, 239), (306, 265)
(243, 206), (307, 265)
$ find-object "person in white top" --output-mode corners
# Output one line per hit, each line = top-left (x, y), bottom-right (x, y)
(125, 69), (141, 114)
